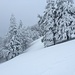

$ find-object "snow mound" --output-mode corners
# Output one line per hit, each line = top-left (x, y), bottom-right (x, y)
(0, 38), (75, 75)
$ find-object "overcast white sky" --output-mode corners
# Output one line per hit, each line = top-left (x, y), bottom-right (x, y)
(0, 0), (46, 37)
(0, 0), (75, 37)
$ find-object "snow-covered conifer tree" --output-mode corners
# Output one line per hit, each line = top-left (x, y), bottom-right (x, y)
(18, 20), (23, 30)
(56, 0), (75, 41)
(18, 27), (33, 50)
(4, 15), (23, 60)
(30, 25), (40, 40)
(39, 0), (75, 47)
(39, 0), (58, 47)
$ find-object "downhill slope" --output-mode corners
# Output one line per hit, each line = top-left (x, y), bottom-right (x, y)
(0, 38), (75, 75)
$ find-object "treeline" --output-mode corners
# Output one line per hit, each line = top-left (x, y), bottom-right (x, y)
(38, 0), (75, 47)
(0, 0), (75, 62)
(0, 15), (41, 61)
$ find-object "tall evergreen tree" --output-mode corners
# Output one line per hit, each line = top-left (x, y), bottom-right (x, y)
(18, 20), (23, 30)
(39, 0), (75, 47)
(4, 15), (23, 60)
(9, 14), (17, 38)
(39, 0), (58, 47)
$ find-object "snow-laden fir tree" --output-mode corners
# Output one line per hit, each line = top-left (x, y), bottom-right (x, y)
(16, 20), (27, 51)
(0, 37), (3, 59)
(0, 15), (35, 60)
(18, 20), (23, 30)
(18, 27), (33, 50)
(3, 15), (23, 60)
(38, 0), (58, 47)
(56, 0), (75, 42)
(38, 0), (75, 47)
(30, 24), (40, 40)
(0, 37), (3, 48)
(38, 14), (46, 36)
(8, 14), (17, 38)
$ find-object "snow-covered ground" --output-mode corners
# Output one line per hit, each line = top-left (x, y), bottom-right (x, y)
(0, 38), (75, 75)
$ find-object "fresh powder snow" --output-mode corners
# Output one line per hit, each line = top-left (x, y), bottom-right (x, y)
(0, 38), (75, 75)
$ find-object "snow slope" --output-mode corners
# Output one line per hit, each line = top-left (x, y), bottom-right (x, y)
(0, 38), (75, 75)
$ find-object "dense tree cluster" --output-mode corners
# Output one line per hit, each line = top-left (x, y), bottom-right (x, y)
(0, 15), (40, 61)
(0, 0), (75, 62)
(38, 0), (75, 47)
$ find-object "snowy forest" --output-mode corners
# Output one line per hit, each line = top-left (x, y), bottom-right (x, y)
(0, 0), (75, 63)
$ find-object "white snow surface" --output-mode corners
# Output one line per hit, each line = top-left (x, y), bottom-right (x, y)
(0, 38), (75, 75)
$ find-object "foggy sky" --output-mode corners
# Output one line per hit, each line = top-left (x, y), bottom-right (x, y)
(0, 0), (75, 37)
(0, 0), (46, 37)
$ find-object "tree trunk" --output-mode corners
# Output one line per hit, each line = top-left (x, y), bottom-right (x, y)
(66, 31), (69, 40)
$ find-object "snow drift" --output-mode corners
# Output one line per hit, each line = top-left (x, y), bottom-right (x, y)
(0, 38), (75, 75)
